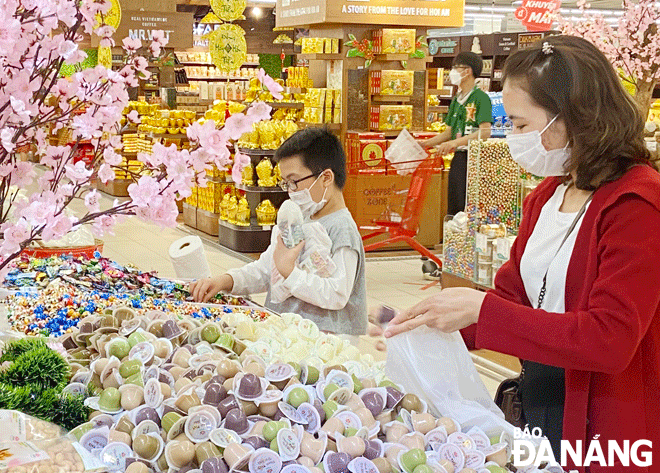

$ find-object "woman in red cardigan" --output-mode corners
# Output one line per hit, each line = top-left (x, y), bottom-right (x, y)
(385, 35), (660, 473)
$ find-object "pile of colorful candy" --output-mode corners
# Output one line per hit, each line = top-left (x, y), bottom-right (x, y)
(52, 309), (525, 473)
(2, 253), (214, 301)
(5, 285), (273, 337)
(466, 140), (521, 235)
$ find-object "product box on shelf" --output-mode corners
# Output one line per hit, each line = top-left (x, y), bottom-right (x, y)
(370, 105), (413, 131)
(301, 38), (325, 54)
(372, 29), (417, 54)
(345, 131), (388, 172)
(369, 70), (415, 96)
(185, 186), (198, 207)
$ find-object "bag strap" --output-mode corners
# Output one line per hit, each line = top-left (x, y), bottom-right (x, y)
(536, 188), (594, 310)
(521, 187), (594, 386)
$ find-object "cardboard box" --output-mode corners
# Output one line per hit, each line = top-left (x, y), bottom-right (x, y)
(370, 70), (414, 96)
(183, 203), (197, 229)
(197, 209), (220, 236)
(370, 105), (413, 131)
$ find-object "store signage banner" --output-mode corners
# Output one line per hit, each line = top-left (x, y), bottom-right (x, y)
(114, 11), (193, 49)
(514, 0), (561, 32)
(276, 0), (465, 28)
(494, 33), (518, 55)
(518, 32), (545, 49)
(428, 37), (460, 56)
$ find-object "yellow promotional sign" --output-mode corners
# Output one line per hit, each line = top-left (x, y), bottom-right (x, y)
(276, 0), (464, 28)
(98, 47), (113, 68)
(209, 24), (247, 73)
(97, 0), (121, 69)
(210, 0), (247, 22)
(96, 0), (122, 29)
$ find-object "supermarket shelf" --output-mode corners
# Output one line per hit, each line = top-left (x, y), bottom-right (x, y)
(266, 102), (304, 109)
(428, 88), (453, 95)
(427, 106), (449, 113)
(299, 53), (343, 60)
(180, 62), (260, 66)
(149, 133), (189, 139)
(299, 122), (341, 132)
(369, 129), (412, 137)
(372, 95), (411, 103)
(238, 148), (277, 156)
(236, 184), (286, 194)
(188, 77), (251, 81)
(218, 219), (273, 232)
(375, 54), (409, 61)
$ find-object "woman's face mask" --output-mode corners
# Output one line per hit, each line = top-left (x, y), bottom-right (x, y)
(506, 115), (570, 177)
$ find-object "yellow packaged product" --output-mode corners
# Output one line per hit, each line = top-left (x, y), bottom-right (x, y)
(236, 197), (251, 226)
(332, 38), (339, 54)
(256, 200), (277, 225)
(304, 107), (323, 124)
(373, 29), (416, 54)
(227, 196), (238, 224)
(370, 105), (413, 130)
(370, 70), (415, 96)
(256, 157), (275, 187)
(258, 121), (278, 150)
(333, 106), (341, 124)
(241, 163), (254, 186)
(324, 38), (332, 54)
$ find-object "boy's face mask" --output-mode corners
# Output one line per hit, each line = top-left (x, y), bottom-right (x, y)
(288, 174), (328, 218)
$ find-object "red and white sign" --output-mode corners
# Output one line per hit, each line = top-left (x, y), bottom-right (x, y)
(514, 0), (561, 32)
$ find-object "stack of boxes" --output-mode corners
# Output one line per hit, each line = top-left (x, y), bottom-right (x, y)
(301, 38), (340, 54)
(286, 67), (312, 89)
(303, 88), (341, 124)
(185, 165), (234, 236)
(345, 131), (437, 174)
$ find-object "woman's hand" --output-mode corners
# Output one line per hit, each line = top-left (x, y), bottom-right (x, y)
(274, 236), (305, 279)
(384, 288), (486, 338)
(189, 274), (233, 302)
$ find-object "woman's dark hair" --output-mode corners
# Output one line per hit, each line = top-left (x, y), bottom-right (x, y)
(274, 127), (347, 189)
(453, 52), (483, 79)
(502, 35), (655, 190)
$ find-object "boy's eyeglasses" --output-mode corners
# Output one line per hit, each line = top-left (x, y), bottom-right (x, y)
(279, 173), (320, 192)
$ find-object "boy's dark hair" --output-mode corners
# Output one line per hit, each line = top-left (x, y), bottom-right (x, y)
(453, 52), (483, 79)
(274, 127), (347, 189)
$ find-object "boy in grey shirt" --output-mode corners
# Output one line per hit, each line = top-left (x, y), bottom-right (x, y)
(190, 128), (367, 335)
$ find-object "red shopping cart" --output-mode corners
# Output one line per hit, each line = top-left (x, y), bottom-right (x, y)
(360, 157), (443, 268)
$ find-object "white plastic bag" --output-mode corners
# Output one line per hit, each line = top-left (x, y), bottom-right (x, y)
(386, 325), (515, 437)
(384, 129), (427, 175)
(270, 223), (337, 303)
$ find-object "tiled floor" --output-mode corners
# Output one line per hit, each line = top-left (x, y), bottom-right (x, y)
(81, 189), (515, 396)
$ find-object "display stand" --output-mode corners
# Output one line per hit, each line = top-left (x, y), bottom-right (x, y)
(217, 149), (288, 253)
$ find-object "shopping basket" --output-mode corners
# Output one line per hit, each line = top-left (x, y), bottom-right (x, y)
(21, 239), (104, 259)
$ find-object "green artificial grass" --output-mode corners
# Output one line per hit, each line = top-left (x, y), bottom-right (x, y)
(0, 339), (89, 429)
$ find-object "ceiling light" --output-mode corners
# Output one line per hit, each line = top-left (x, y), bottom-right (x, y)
(252, 6), (263, 17)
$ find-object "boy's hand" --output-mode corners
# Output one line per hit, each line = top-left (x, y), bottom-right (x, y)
(274, 236), (304, 279)
(189, 274), (232, 303)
